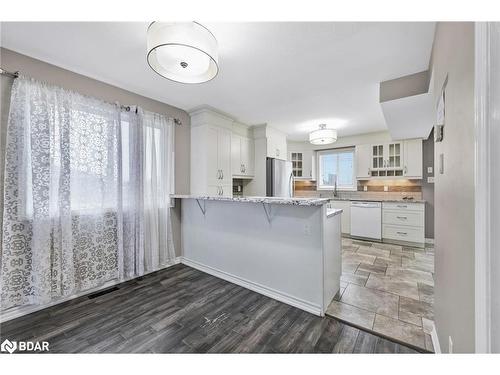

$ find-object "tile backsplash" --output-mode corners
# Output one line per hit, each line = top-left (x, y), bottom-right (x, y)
(294, 179), (422, 200)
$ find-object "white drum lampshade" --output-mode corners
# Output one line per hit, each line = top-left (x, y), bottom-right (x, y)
(309, 124), (337, 145)
(147, 22), (219, 84)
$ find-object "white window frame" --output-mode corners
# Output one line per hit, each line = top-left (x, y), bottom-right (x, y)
(316, 148), (357, 191)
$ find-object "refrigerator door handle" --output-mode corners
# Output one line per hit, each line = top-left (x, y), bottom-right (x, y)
(289, 173), (294, 197)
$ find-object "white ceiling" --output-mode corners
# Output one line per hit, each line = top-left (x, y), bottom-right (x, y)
(1, 22), (435, 140)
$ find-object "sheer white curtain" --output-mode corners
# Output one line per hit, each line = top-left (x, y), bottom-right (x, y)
(1, 77), (122, 308)
(141, 111), (175, 273)
(119, 109), (176, 277)
(1, 77), (176, 310)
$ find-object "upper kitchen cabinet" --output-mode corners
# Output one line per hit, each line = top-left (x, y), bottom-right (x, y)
(403, 139), (423, 178)
(289, 150), (316, 180)
(355, 144), (371, 179)
(231, 133), (255, 178)
(190, 108), (233, 197)
(356, 139), (422, 180)
(266, 126), (287, 160)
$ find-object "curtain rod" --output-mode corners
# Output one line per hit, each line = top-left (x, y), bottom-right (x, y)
(0, 66), (183, 126)
(0, 68), (20, 79)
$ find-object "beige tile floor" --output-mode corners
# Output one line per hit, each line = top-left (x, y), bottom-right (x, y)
(326, 238), (435, 352)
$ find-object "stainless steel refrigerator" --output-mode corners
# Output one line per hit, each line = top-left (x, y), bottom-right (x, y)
(266, 157), (294, 197)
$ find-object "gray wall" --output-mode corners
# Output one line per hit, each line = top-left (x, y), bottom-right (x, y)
(0, 48), (190, 257)
(422, 129), (434, 239)
(430, 22), (475, 353)
(379, 70), (430, 102)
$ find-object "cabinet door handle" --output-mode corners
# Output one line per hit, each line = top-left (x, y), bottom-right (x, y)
(221, 170), (224, 180)
(243, 164), (246, 173)
(276, 149), (280, 157)
(221, 186), (224, 196)
(397, 205), (407, 208)
(396, 216), (408, 220)
(396, 231), (408, 236)
(404, 166), (407, 175)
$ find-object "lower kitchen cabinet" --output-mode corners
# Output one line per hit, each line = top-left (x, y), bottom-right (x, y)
(382, 202), (425, 246)
(329, 200), (351, 235)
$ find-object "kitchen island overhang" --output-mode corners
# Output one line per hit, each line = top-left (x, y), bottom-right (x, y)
(171, 195), (342, 316)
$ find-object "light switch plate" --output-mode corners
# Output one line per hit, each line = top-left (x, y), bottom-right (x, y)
(427, 166), (433, 174)
(427, 176), (435, 183)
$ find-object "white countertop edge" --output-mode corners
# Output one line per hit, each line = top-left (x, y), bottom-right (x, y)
(326, 208), (343, 218)
(170, 194), (330, 206)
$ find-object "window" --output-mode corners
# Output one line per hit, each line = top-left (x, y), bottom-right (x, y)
(317, 148), (356, 190)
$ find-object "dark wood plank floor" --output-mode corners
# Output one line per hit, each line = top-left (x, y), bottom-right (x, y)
(0, 264), (420, 353)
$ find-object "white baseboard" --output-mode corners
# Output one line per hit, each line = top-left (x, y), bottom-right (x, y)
(430, 321), (441, 353)
(181, 257), (323, 316)
(0, 257), (182, 323)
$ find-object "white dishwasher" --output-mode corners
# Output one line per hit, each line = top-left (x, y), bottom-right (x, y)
(350, 201), (382, 240)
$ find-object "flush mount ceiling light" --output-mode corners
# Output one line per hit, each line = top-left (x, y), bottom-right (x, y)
(309, 124), (337, 145)
(147, 22), (219, 84)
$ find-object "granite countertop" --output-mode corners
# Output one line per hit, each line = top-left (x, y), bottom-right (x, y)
(329, 197), (426, 204)
(326, 208), (343, 218)
(170, 194), (330, 206)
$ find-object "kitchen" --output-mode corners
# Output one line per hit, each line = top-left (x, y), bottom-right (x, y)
(0, 18), (486, 357)
(175, 96), (434, 351)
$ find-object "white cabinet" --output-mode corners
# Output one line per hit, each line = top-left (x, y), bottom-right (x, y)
(382, 202), (424, 246)
(355, 144), (371, 179)
(329, 200), (351, 234)
(191, 124), (232, 197)
(403, 139), (423, 178)
(231, 134), (254, 178)
(266, 127), (287, 160)
(289, 150), (316, 180)
(356, 139), (422, 180)
(370, 142), (404, 177)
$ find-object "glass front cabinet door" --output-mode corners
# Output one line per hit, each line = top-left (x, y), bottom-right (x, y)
(291, 152), (303, 177)
(371, 144), (385, 177)
(386, 142), (403, 176)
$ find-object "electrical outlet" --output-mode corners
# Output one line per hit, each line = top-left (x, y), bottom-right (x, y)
(427, 166), (433, 174)
(448, 336), (453, 353)
(427, 176), (435, 183)
(363, 186), (368, 192)
(384, 186), (388, 192)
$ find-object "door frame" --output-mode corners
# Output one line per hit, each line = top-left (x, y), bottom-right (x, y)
(474, 21), (499, 353)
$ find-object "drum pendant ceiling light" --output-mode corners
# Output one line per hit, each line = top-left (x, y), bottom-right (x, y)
(147, 22), (219, 84)
(309, 124), (338, 145)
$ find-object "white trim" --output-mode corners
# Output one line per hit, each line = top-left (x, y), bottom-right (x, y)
(0, 257), (182, 323)
(430, 320), (441, 354)
(181, 257), (323, 316)
(474, 22), (492, 354)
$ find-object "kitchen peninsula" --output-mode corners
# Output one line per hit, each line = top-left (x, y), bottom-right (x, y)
(171, 195), (342, 316)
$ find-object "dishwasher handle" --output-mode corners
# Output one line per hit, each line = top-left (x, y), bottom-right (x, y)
(351, 201), (381, 208)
